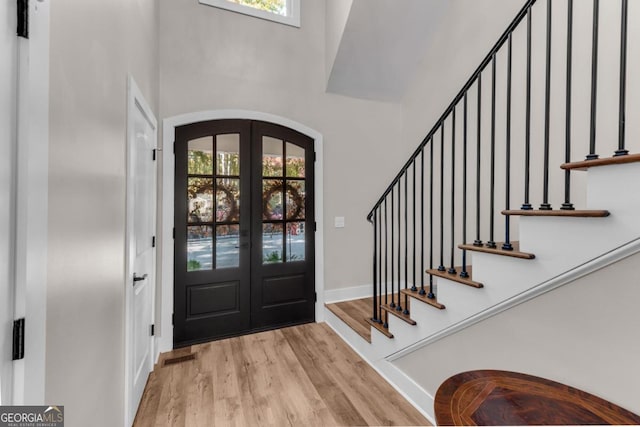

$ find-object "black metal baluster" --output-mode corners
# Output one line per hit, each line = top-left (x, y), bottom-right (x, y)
(428, 138), (435, 299)
(372, 210), (378, 322)
(461, 94), (470, 278)
(412, 161), (417, 292)
(384, 198), (388, 327)
(522, 5), (533, 210)
(449, 109), (458, 274)
(587, 0), (600, 160)
(474, 75), (484, 247)
(403, 172), (409, 315)
(562, 0), (575, 210)
(616, 0), (629, 157)
(438, 124), (447, 270)
(390, 187), (395, 309)
(540, 0), (553, 210)
(503, 34), (514, 251)
(487, 55), (497, 249)
(397, 177), (402, 312)
(420, 146), (426, 296)
(378, 205), (383, 323)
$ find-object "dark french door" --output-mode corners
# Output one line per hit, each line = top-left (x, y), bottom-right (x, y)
(174, 120), (315, 347)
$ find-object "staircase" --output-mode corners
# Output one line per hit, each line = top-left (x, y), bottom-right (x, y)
(325, 0), (640, 423)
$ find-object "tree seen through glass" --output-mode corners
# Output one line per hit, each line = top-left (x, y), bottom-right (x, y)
(187, 142), (306, 268)
(229, 0), (286, 16)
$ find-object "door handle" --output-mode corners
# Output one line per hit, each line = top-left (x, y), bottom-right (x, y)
(133, 273), (148, 284)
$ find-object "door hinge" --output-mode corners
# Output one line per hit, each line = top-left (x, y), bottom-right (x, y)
(152, 149), (157, 161)
(172, 228), (175, 239)
(314, 222), (317, 232)
(152, 236), (156, 247)
(314, 292), (317, 303)
(17, 0), (28, 39)
(173, 142), (175, 154)
(172, 313), (175, 325)
(313, 151), (317, 162)
(12, 318), (25, 361)
(150, 324), (155, 336)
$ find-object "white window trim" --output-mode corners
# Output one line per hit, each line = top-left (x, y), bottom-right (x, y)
(198, 0), (300, 28)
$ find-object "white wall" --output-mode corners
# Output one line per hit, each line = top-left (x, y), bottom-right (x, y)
(47, 0), (158, 425)
(327, 0), (449, 102)
(393, 250), (640, 416)
(325, 0), (353, 82)
(159, 0), (403, 291)
(402, 0), (523, 147)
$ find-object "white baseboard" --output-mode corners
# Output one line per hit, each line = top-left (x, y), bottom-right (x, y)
(324, 284), (372, 303)
(323, 311), (436, 425)
(374, 361), (436, 424)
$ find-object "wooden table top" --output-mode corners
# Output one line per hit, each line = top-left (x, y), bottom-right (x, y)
(434, 370), (640, 426)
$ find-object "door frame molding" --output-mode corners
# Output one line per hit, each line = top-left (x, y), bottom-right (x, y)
(12, 0), (50, 404)
(159, 111), (325, 354)
(124, 75), (158, 427)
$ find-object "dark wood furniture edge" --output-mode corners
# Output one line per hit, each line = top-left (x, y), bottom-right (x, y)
(435, 370), (640, 426)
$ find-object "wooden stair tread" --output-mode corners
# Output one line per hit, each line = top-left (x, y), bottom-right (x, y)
(365, 317), (394, 339)
(400, 288), (446, 310)
(459, 241), (535, 260)
(325, 302), (372, 343)
(427, 266), (483, 288)
(502, 209), (609, 217)
(380, 303), (417, 325)
(561, 153), (640, 170)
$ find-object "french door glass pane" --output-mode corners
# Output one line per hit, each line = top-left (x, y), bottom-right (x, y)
(188, 136), (214, 175)
(285, 181), (305, 220)
(263, 223), (283, 263)
(216, 225), (240, 268)
(263, 137), (283, 177)
(216, 134), (240, 175)
(216, 178), (240, 222)
(187, 225), (213, 271)
(286, 222), (305, 261)
(286, 142), (305, 177)
(188, 178), (214, 223)
(263, 179), (284, 220)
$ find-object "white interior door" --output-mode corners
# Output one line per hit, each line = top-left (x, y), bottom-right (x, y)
(0, 0), (18, 405)
(126, 77), (157, 425)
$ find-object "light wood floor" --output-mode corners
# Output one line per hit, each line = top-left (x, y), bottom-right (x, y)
(134, 322), (430, 426)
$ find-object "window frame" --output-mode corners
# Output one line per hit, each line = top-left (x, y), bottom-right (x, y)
(199, 0), (300, 28)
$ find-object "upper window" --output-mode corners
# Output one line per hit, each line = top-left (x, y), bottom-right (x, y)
(199, 0), (300, 28)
